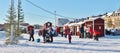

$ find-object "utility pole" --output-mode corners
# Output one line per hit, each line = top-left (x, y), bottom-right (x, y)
(10, 0), (14, 44)
(55, 11), (57, 27)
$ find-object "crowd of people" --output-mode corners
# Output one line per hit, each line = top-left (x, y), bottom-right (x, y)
(79, 25), (100, 41)
(28, 25), (101, 44)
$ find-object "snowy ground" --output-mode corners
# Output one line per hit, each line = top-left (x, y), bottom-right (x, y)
(0, 31), (120, 53)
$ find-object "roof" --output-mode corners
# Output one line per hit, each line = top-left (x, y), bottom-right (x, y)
(68, 23), (77, 26)
(76, 22), (84, 26)
(84, 17), (104, 22)
(107, 12), (113, 16)
(63, 23), (69, 26)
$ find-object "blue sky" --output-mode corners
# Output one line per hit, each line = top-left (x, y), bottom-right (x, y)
(0, 0), (120, 25)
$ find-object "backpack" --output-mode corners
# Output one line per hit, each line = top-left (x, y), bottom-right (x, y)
(50, 30), (55, 36)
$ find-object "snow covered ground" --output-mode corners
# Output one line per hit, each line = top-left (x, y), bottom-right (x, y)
(0, 31), (120, 53)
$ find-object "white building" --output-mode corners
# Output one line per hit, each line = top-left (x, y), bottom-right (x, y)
(56, 18), (69, 27)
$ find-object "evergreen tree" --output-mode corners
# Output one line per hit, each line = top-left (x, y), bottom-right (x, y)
(5, 0), (18, 44)
(17, 0), (24, 36)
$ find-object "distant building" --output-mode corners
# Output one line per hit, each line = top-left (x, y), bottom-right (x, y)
(3, 23), (29, 31)
(19, 23), (29, 33)
(0, 24), (4, 31)
(104, 8), (120, 29)
(74, 18), (86, 23)
(33, 24), (41, 29)
(20, 23), (30, 29)
(20, 23), (29, 26)
(56, 18), (69, 27)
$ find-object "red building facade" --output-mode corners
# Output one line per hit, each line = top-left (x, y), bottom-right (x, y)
(84, 18), (105, 37)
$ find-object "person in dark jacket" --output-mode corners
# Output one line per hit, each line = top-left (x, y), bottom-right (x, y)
(42, 28), (48, 43)
(49, 28), (54, 42)
(29, 28), (34, 41)
(64, 28), (67, 38)
(80, 26), (84, 38)
(68, 31), (72, 43)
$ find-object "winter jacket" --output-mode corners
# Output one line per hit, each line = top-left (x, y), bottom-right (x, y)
(56, 27), (60, 33)
(93, 30), (100, 36)
(80, 27), (84, 33)
(49, 30), (55, 36)
(30, 29), (34, 35)
(89, 27), (100, 36)
(89, 27), (93, 35)
(65, 28), (70, 35)
(43, 29), (48, 37)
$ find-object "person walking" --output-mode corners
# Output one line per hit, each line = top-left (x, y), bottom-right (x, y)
(65, 26), (70, 38)
(29, 28), (34, 41)
(68, 31), (72, 43)
(65, 27), (72, 43)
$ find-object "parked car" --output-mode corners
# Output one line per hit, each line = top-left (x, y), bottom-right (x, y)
(105, 29), (111, 35)
(111, 29), (120, 35)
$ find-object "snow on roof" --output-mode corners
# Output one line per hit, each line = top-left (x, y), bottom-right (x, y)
(107, 12), (113, 16)
(84, 18), (95, 22)
(63, 23), (69, 26)
(76, 22), (84, 26)
(68, 23), (77, 26)
(84, 17), (104, 22)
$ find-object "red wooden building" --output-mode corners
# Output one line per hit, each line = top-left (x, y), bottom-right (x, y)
(84, 18), (105, 37)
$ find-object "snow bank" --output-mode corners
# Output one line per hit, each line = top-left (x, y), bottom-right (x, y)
(0, 33), (120, 53)
(0, 31), (6, 40)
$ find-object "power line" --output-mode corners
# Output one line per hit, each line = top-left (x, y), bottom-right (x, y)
(25, 12), (54, 18)
(25, 0), (69, 18)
